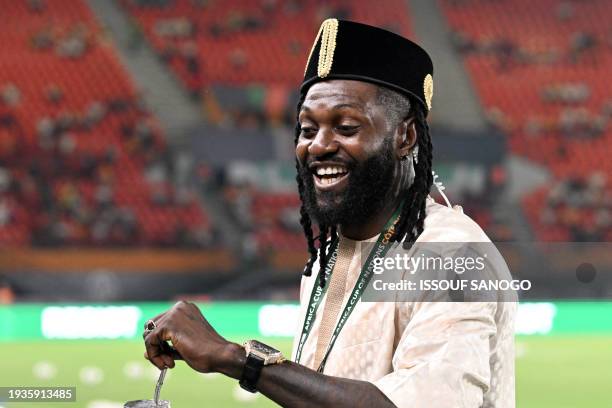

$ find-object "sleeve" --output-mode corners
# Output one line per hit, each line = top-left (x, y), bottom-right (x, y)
(373, 301), (497, 408)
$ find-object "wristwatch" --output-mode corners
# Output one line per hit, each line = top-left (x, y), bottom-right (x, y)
(239, 340), (285, 393)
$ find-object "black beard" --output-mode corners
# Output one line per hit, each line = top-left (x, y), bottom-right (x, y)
(298, 138), (396, 227)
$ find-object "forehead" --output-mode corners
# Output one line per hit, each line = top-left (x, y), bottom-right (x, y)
(302, 80), (379, 109)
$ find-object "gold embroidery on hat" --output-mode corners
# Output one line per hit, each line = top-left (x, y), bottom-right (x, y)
(423, 74), (433, 110)
(317, 18), (338, 78)
(304, 23), (325, 76)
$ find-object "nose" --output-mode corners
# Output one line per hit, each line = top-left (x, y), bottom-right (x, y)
(307, 128), (338, 158)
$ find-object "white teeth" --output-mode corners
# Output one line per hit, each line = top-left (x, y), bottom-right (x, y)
(315, 166), (347, 176)
(320, 176), (340, 185)
(323, 177), (338, 185)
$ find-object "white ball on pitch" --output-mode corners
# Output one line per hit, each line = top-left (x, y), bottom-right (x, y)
(80, 366), (104, 385)
(32, 361), (57, 380)
(86, 400), (124, 408)
(123, 361), (145, 380)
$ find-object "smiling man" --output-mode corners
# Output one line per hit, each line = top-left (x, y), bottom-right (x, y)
(143, 20), (515, 408)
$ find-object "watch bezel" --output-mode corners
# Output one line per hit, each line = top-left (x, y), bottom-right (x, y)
(244, 340), (283, 365)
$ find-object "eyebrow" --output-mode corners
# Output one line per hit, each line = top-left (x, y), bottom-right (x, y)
(300, 103), (363, 113)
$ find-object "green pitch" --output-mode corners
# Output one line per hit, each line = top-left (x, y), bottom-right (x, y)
(1, 336), (611, 408)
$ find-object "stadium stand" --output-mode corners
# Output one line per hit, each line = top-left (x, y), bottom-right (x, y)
(439, 0), (612, 241)
(0, 0), (212, 248)
(217, 161), (304, 255)
(122, 0), (414, 126)
(121, 0), (412, 88)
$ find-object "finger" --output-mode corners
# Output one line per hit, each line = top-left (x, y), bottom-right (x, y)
(174, 300), (199, 316)
(159, 337), (183, 360)
(161, 353), (175, 369)
(144, 330), (169, 370)
(143, 311), (167, 330)
(150, 311), (167, 323)
(142, 312), (169, 338)
(185, 301), (203, 315)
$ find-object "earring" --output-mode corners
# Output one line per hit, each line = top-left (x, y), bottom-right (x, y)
(412, 146), (419, 164)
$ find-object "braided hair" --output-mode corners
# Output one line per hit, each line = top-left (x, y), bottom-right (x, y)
(295, 87), (433, 288)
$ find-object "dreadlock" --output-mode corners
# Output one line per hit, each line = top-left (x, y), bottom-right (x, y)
(294, 93), (321, 279)
(295, 92), (337, 286)
(391, 103), (434, 244)
(294, 86), (433, 288)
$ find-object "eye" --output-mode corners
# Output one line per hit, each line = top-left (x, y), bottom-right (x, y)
(300, 126), (317, 138)
(336, 125), (360, 135)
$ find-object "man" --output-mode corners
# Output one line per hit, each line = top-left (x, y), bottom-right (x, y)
(144, 19), (515, 407)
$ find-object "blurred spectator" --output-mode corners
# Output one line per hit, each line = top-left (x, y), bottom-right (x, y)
(154, 18), (195, 38)
(485, 107), (513, 133)
(450, 29), (477, 54)
(0, 275), (15, 304)
(0, 167), (12, 193)
(183, 42), (200, 73)
(30, 26), (54, 50)
(134, 0), (171, 6)
(541, 173), (612, 241)
(558, 108), (605, 139)
(45, 84), (64, 105)
(569, 31), (597, 64)
(1, 83), (21, 107)
(541, 82), (590, 104)
(0, 197), (13, 227)
(84, 100), (108, 127)
(58, 132), (76, 155)
(27, 0), (46, 13)
(494, 38), (517, 71)
(55, 25), (91, 59)
(229, 48), (248, 70)
(279, 207), (300, 233)
(555, 1), (574, 21)
(94, 183), (114, 210)
(192, 0), (210, 8)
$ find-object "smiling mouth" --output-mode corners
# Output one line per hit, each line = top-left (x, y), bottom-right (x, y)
(312, 164), (349, 189)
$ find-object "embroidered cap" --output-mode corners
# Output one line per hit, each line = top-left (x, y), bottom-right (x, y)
(301, 19), (434, 114)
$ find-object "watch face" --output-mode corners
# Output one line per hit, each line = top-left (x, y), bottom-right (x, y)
(249, 340), (280, 355)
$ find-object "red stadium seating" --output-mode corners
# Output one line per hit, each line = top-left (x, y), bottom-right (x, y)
(439, 0), (612, 241)
(0, 0), (210, 247)
(121, 0), (413, 90)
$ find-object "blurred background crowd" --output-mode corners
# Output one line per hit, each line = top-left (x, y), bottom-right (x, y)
(0, 0), (610, 303)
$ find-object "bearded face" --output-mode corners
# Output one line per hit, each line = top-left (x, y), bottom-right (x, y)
(298, 136), (396, 226)
(295, 80), (416, 231)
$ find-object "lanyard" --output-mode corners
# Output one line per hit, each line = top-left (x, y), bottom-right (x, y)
(294, 202), (404, 372)
(293, 238), (339, 366)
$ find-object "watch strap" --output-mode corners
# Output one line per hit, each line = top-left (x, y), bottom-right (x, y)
(239, 353), (265, 393)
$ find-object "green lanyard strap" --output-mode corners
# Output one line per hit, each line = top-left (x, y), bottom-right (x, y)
(294, 202), (404, 372)
(293, 238), (339, 365)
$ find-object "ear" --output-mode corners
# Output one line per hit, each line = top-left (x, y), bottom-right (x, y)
(394, 116), (417, 160)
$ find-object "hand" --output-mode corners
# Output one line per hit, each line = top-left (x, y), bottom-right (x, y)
(143, 300), (241, 374)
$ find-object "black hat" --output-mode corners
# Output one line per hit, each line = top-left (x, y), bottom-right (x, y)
(301, 19), (434, 115)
